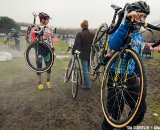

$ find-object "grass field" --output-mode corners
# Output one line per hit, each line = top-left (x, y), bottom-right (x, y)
(0, 38), (160, 129)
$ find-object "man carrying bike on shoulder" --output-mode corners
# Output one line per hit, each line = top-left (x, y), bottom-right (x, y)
(31, 12), (56, 90)
(101, 1), (150, 130)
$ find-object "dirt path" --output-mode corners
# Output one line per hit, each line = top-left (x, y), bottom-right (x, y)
(0, 57), (160, 130)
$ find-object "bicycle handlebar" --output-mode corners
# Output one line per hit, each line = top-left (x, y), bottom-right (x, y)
(66, 46), (81, 54)
(152, 40), (160, 48)
(129, 21), (160, 48)
(66, 46), (73, 52)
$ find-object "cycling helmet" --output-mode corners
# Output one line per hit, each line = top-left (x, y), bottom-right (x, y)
(127, 1), (150, 15)
(38, 12), (51, 20)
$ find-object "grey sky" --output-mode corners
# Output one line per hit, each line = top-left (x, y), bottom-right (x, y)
(0, 0), (159, 28)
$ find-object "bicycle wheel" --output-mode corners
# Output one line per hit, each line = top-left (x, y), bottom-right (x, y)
(89, 67), (97, 81)
(64, 57), (74, 83)
(25, 41), (53, 72)
(93, 23), (108, 44)
(71, 66), (79, 99)
(90, 23), (108, 69)
(71, 58), (82, 98)
(101, 49), (147, 128)
(90, 65), (105, 81)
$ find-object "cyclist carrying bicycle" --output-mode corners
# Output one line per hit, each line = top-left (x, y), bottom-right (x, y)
(101, 1), (150, 130)
(30, 12), (55, 90)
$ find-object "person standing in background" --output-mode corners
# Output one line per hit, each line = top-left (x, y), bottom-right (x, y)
(72, 20), (94, 89)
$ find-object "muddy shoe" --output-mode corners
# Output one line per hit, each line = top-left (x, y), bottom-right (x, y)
(46, 82), (52, 89)
(37, 84), (44, 90)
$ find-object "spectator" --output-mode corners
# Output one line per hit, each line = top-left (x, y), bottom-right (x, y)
(72, 20), (94, 89)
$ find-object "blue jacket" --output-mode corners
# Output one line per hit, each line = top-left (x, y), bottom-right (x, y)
(108, 20), (144, 75)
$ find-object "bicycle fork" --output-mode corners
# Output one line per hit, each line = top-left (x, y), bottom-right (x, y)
(114, 53), (130, 85)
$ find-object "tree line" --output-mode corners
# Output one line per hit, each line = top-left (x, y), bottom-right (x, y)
(0, 16), (159, 42)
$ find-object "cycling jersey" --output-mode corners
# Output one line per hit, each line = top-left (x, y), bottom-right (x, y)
(108, 20), (144, 75)
(31, 25), (54, 49)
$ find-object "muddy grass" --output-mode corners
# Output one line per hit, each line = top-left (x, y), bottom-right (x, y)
(0, 57), (103, 130)
(0, 43), (160, 129)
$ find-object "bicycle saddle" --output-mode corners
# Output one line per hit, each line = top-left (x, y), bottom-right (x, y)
(111, 4), (122, 11)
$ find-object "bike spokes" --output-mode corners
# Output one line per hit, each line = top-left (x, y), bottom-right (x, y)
(101, 50), (146, 128)
(25, 42), (53, 72)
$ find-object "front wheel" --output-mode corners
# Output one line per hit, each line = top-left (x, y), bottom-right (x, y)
(25, 41), (53, 72)
(101, 49), (147, 128)
(71, 59), (82, 98)
(90, 23), (108, 69)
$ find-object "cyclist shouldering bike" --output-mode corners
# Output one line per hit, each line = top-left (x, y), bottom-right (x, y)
(101, 1), (150, 130)
(30, 12), (56, 90)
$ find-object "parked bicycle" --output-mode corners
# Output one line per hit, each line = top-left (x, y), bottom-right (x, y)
(90, 3), (160, 129)
(64, 46), (82, 99)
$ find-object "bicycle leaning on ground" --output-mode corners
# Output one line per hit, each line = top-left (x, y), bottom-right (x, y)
(64, 46), (82, 99)
(90, 3), (160, 129)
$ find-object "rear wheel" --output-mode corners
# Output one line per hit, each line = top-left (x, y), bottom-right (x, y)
(90, 23), (108, 69)
(64, 57), (74, 83)
(71, 67), (79, 99)
(25, 41), (53, 72)
(89, 67), (98, 81)
(101, 49), (147, 128)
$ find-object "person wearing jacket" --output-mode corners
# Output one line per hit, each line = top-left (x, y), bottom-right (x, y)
(101, 1), (150, 130)
(72, 20), (94, 89)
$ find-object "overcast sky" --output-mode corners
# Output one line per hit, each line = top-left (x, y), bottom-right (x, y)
(0, 0), (159, 28)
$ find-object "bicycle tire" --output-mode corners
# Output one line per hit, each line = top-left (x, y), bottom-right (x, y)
(25, 41), (53, 72)
(90, 23), (108, 69)
(71, 66), (79, 99)
(72, 57), (82, 98)
(89, 67), (98, 81)
(76, 57), (82, 86)
(101, 49), (147, 128)
(64, 57), (74, 83)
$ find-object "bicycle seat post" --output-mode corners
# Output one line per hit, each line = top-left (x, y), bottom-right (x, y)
(110, 4), (122, 27)
(111, 10), (118, 26)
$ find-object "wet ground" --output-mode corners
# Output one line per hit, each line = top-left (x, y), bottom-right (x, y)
(0, 54), (160, 130)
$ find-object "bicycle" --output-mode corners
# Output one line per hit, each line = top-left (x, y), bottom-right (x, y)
(90, 4), (160, 129)
(90, 4), (123, 81)
(64, 46), (82, 99)
(24, 13), (54, 72)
